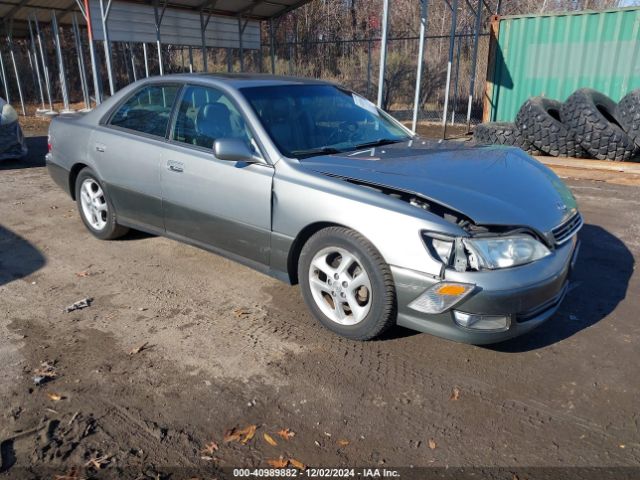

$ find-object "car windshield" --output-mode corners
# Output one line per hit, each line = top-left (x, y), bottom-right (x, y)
(240, 84), (412, 159)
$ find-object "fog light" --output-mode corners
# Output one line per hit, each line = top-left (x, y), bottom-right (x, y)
(408, 282), (474, 314)
(453, 311), (510, 331)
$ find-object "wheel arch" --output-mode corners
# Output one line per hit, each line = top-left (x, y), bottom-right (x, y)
(286, 221), (353, 285)
(69, 163), (89, 200)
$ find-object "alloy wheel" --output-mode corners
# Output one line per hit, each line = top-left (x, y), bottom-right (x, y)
(308, 246), (372, 325)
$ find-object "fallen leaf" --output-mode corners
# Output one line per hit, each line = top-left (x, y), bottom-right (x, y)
(34, 360), (57, 378)
(240, 424), (257, 444)
(233, 307), (252, 318)
(277, 428), (295, 440)
(337, 439), (350, 447)
(266, 456), (288, 468)
(224, 424), (257, 444)
(201, 441), (219, 455)
(263, 433), (278, 446)
(428, 438), (437, 450)
(289, 458), (306, 470)
(47, 392), (63, 401)
(450, 387), (460, 401)
(75, 271), (90, 278)
(85, 454), (111, 470)
(129, 342), (149, 355)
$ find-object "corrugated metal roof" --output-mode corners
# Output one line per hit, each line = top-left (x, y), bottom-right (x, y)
(0, 0), (311, 30)
(488, 7), (640, 121)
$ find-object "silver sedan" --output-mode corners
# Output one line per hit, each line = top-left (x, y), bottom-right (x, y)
(46, 74), (581, 343)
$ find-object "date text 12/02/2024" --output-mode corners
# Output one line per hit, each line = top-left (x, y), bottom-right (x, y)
(232, 468), (401, 478)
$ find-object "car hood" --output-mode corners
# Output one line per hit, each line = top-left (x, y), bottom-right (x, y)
(300, 140), (577, 233)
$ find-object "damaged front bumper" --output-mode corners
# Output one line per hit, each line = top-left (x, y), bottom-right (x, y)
(391, 235), (579, 344)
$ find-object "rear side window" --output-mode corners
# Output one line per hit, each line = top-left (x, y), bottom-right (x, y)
(109, 84), (179, 137)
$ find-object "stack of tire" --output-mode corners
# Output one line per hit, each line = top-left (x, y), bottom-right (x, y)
(474, 88), (640, 162)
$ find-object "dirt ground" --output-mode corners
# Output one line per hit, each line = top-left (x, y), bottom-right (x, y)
(0, 127), (639, 479)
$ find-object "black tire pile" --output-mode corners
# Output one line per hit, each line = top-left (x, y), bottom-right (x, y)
(474, 88), (640, 162)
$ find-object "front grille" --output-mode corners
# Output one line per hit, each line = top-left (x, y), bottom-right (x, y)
(552, 211), (583, 245)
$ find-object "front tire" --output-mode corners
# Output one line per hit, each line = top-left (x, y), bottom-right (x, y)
(75, 168), (128, 240)
(298, 227), (396, 340)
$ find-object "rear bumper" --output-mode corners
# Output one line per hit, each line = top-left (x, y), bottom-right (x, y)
(392, 236), (579, 344)
(46, 153), (72, 196)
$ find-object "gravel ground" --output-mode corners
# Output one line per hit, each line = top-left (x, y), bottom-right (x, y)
(0, 133), (638, 479)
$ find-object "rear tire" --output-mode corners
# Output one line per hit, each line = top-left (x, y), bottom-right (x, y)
(560, 88), (638, 161)
(298, 227), (396, 341)
(616, 89), (640, 150)
(473, 122), (542, 155)
(515, 97), (588, 158)
(75, 168), (129, 240)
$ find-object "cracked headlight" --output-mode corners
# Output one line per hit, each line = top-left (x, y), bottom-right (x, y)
(463, 234), (551, 270)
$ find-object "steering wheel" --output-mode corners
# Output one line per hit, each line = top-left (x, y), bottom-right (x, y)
(326, 121), (361, 145)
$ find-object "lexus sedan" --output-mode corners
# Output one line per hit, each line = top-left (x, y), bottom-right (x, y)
(46, 74), (581, 343)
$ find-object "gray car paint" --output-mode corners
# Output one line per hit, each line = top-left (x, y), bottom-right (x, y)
(46, 73), (581, 344)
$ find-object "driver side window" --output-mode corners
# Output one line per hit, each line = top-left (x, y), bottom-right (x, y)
(172, 85), (257, 154)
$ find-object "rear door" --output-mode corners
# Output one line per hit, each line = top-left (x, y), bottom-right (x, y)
(160, 84), (274, 265)
(90, 83), (180, 230)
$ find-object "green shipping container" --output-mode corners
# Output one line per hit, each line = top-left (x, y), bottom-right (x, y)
(486, 7), (640, 122)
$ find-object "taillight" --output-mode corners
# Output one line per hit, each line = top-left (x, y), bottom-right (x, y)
(47, 135), (52, 152)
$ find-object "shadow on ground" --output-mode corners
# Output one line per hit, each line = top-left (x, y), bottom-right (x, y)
(0, 136), (46, 171)
(0, 225), (46, 287)
(491, 224), (634, 352)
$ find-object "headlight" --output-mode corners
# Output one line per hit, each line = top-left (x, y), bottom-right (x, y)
(463, 234), (551, 270)
(430, 238), (454, 264)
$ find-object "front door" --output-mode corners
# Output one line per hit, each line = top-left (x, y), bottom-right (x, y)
(160, 84), (274, 266)
(91, 83), (180, 230)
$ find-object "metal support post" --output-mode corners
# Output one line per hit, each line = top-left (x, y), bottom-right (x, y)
(451, 27), (462, 125)
(238, 16), (248, 72)
(99, 0), (115, 95)
(27, 16), (46, 110)
(34, 14), (53, 110)
(130, 43), (138, 81)
(412, 0), (429, 132)
(153, 0), (167, 75)
(78, 0), (102, 105)
(51, 12), (71, 113)
(466, 0), (483, 130)
(0, 46), (10, 103)
(7, 31), (26, 115)
(143, 43), (150, 77)
(376, 0), (390, 108)
(269, 18), (276, 74)
(72, 13), (90, 109)
(442, 0), (458, 138)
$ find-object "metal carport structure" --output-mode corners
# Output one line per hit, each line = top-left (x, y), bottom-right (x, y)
(1, 0), (501, 135)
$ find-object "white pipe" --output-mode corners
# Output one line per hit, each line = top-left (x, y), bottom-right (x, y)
(412, 0), (429, 132)
(376, 0), (390, 108)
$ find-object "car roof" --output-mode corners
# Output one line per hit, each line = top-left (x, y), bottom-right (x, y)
(149, 72), (334, 89)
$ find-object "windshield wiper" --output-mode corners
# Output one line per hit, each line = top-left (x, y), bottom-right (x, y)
(292, 146), (343, 159)
(353, 138), (403, 149)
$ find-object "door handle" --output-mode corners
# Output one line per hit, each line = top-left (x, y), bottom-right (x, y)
(95, 143), (106, 153)
(167, 160), (184, 173)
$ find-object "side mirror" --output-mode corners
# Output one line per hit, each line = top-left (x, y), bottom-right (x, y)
(214, 138), (258, 163)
